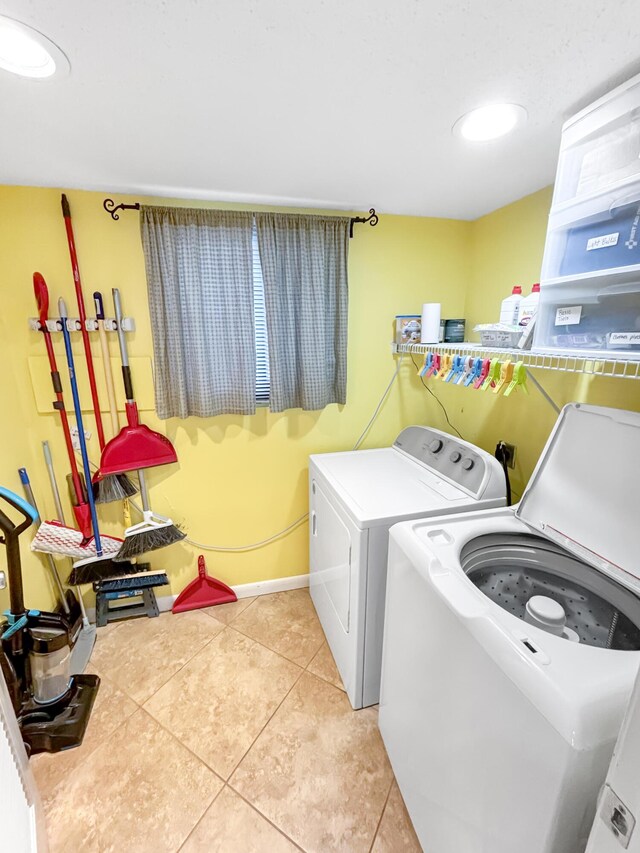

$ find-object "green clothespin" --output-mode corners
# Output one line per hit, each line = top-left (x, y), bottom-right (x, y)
(504, 361), (529, 397)
(481, 358), (501, 391)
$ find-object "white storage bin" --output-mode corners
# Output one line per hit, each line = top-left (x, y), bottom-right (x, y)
(534, 276), (640, 356)
(541, 190), (640, 281)
(552, 73), (640, 212)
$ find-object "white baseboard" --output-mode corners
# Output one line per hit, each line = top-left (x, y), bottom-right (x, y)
(86, 572), (309, 621)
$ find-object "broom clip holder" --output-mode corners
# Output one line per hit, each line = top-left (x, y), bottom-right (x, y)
(29, 317), (136, 333)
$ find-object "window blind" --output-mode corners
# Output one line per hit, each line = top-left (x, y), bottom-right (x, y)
(252, 220), (270, 404)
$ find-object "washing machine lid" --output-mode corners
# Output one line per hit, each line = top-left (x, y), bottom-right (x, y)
(515, 403), (640, 594)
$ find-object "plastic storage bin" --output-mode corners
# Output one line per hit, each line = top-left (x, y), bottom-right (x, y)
(535, 276), (640, 354)
(535, 72), (640, 357)
(541, 192), (640, 281)
(552, 75), (640, 212)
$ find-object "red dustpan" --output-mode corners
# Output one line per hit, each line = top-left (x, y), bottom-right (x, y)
(172, 555), (237, 613)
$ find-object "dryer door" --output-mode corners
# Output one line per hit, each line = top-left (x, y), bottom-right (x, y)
(309, 477), (353, 632)
(309, 476), (368, 708)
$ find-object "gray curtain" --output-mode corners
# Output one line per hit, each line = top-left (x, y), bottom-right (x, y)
(255, 212), (350, 412)
(140, 206), (255, 419)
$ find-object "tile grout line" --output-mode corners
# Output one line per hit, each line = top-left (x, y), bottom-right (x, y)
(367, 776), (395, 853)
(229, 785), (307, 852)
(34, 668), (140, 806)
(226, 669), (357, 847)
(224, 649), (308, 781)
(135, 702), (227, 785)
(102, 615), (229, 706)
(139, 625), (306, 782)
(175, 783), (226, 852)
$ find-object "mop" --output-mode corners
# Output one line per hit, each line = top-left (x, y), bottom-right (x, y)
(32, 272), (93, 539)
(58, 297), (134, 584)
(59, 195), (137, 503)
(110, 289), (185, 561)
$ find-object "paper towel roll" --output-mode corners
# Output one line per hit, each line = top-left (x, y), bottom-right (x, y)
(420, 303), (441, 343)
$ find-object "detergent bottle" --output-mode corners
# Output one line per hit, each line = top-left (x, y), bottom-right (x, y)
(517, 283), (540, 326)
(499, 285), (523, 325)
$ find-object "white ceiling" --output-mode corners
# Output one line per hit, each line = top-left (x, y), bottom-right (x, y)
(1, 0), (639, 219)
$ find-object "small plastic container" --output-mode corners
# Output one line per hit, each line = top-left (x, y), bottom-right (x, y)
(395, 315), (421, 346)
(474, 324), (523, 348)
(29, 625), (71, 704)
(444, 319), (465, 343)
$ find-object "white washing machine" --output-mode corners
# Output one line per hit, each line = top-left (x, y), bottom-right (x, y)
(379, 404), (640, 853)
(309, 426), (506, 710)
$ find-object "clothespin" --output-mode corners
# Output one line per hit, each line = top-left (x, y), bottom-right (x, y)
(456, 357), (474, 385)
(444, 355), (460, 382)
(465, 357), (484, 387)
(481, 359), (502, 391)
(426, 353), (441, 378)
(493, 359), (514, 394)
(449, 355), (464, 383)
(420, 353), (433, 377)
(439, 353), (452, 380)
(504, 362), (529, 397)
(473, 358), (492, 389)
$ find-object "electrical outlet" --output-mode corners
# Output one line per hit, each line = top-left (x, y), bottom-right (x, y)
(70, 425), (92, 451)
(502, 442), (517, 469)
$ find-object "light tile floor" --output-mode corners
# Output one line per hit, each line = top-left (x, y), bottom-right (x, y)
(33, 589), (422, 852)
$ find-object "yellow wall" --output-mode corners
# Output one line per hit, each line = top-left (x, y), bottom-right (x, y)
(0, 186), (470, 611)
(2, 183), (638, 615)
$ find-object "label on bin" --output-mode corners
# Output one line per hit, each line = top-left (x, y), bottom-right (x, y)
(586, 232), (619, 251)
(609, 332), (640, 346)
(555, 306), (582, 326)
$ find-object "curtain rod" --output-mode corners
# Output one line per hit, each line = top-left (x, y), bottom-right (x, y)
(102, 198), (378, 238)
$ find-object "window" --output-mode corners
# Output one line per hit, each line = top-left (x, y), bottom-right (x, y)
(252, 220), (270, 404)
(140, 205), (349, 419)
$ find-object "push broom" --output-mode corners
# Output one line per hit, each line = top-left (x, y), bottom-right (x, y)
(60, 194), (137, 504)
(110, 288), (185, 561)
(58, 298), (134, 585)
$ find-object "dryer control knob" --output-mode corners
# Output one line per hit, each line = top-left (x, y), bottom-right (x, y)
(429, 439), (444, 453)
(450, 451), (462, 463)
(461, 458), (474, 470)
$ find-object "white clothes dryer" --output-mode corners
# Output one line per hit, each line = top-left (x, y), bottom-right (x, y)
(309, 426), (506, 710)
(379, 404), (640, 853)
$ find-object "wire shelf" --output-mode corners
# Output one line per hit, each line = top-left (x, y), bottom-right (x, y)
(393, 342), (640, 380)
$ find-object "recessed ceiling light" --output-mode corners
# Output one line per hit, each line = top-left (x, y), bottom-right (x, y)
(0, 15), (69, 79)
(453, 103), (527, 142)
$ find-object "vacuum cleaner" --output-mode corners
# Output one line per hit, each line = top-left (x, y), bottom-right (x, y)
(0, 485), (99, 756)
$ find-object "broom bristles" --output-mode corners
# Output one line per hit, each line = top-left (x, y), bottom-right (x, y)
(69, 556), (135, 585)
(93, 473), (138, 504)
(114, 524), (186, 561)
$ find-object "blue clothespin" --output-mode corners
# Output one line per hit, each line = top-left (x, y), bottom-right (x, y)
(445, 355), (461, 382)
(420, 352), (433, 377)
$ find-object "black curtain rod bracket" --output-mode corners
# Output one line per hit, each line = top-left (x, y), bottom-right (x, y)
(349, 208), (379, 238)
(103, 198), (378, 237)
(103, 198), (141, 220)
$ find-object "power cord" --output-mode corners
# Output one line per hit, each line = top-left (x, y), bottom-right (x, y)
(104, 354), (406, 553)
(409, 352), (464, 440)
(494, 441), (513, 506)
